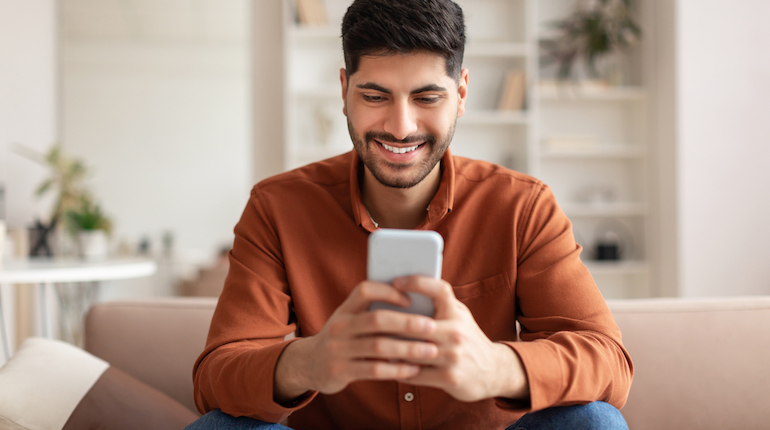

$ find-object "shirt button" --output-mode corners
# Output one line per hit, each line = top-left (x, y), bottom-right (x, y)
(404, 392), (415, 402)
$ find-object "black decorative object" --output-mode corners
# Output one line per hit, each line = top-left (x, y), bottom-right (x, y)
(29, 216), (58, 257)
(593, 219), (633, 261)
(595, 241), (621, 261)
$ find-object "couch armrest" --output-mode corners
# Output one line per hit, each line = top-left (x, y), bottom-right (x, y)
(607, 296), (770, 430)
(84, 297), (217, 414)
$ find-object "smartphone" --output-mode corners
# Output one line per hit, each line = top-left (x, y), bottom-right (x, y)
(367, 229), (444, 317)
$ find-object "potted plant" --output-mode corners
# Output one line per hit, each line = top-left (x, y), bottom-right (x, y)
(67, 195), (113, 260)
(541, 0), (641, 83)
(15, 143), (114, 258)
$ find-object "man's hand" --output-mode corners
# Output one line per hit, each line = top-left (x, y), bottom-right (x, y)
(392, 276), (530, 402)
(274, 276), (529, 405)
(274, 280), (439, 403)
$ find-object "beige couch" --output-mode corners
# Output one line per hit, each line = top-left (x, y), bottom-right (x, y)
(82, 296), (770, 429)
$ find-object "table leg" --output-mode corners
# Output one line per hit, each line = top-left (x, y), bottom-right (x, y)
(0, 284), (10, 361)
(39, 283), (50, 338)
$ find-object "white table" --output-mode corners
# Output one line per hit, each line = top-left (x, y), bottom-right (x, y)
(0, 257), (157, 359)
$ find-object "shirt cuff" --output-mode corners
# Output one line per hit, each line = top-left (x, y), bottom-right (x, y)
(498, 340), (561, 413)
(259, 338), (319, 420)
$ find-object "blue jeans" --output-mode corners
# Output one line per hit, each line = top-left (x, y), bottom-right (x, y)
(186, 401), (628, 429)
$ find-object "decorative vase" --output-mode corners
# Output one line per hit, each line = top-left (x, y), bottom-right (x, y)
(78, 230), (108, 260)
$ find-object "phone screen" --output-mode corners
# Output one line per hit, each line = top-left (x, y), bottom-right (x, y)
(367, 229), (443, 317)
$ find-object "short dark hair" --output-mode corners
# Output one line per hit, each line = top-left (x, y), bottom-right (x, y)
(341, 0), (466, 82)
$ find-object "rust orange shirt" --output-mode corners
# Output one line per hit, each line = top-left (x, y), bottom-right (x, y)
(193, 149), (633, 430)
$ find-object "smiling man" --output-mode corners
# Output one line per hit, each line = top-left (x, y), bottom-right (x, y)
(187, 1), (633, 429)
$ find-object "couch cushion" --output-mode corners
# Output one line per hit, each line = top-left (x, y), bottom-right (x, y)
(0, 337), (108, 429)
(0, 337), (198, 430)
(608, 296), (770, 430)
(63, 365), (198, 429)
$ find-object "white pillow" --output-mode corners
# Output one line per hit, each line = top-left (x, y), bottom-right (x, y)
(0, 337), (108, 430)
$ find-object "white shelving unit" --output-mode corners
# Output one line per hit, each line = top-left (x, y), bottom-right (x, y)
(280, 0), (655, 298)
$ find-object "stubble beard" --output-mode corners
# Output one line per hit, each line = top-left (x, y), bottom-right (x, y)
(348, 120), (455, 189)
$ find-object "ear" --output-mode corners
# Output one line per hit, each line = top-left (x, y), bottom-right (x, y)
(456, 68), (469, 118)
(340, 68), (348, 116)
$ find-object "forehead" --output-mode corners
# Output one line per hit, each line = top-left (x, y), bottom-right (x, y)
(350, 52), (454, 89)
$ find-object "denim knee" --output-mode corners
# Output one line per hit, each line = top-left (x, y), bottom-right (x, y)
(185, 410), (292, 430)
(509, 401), (628, 430)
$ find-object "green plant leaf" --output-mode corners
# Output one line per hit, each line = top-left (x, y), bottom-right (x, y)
(35, 179), (54, 197)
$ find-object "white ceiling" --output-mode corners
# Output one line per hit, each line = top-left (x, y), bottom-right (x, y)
(60, 0), (250, 45)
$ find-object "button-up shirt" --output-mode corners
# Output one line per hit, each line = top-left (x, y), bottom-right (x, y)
(193, 149), (633, 430)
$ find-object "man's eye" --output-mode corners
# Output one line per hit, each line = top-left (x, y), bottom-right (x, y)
(417, 97), (440, 104)
(363, 95), (385, 102)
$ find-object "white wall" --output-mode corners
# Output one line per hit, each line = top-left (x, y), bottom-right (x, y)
(61, 41), (252, 263)
(676, 0), (770, 296)
(0, 0), (58, 228)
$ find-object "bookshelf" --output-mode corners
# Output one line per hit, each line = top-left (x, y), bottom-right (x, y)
(279, 0), (656, 298)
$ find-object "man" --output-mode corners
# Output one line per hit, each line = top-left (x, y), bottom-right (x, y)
(188, 0), (633, 429)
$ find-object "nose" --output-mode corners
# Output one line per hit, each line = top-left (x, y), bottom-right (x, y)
(383, 98), (418, 141)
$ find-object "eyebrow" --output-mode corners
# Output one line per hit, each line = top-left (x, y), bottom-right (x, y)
(355, 82), (448, 95)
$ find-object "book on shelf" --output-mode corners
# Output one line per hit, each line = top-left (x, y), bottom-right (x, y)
(497, 70), (526, 111)
(296, 0), (328, 26)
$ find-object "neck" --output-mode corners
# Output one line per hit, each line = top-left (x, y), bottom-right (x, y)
(362, 164), (442, 229)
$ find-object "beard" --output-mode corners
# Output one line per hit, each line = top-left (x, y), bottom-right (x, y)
(348, 120), (455, 189)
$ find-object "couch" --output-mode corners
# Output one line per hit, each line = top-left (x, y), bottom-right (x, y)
(3, 296), (769, 429)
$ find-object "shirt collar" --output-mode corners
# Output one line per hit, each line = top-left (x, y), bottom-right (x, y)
(349, 148), (455, 231)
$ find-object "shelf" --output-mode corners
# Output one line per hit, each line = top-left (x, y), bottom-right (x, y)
(465, 42), (528, 58)
(561, 202), (647, 217)
(584, 260), (649, 276)
(538, 85), (646, 101)
(461, 110), (529, 125)
(541, 145), (645, 159)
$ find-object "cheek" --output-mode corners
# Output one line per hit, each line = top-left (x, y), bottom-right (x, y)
(347, 104), (382, 131)
(424, 108), (455, 137)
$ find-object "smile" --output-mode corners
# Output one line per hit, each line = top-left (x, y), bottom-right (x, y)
(379, 142), (421, 154)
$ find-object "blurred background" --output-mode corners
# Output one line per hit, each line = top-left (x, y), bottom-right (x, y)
(1, 0), (769, 347)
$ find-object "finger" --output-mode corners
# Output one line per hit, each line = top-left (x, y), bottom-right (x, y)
(398, 364), (447, 385)
(338, 281), (411, 315)
(338, 336), (439, 363)
(343, 309), (437, 339)
(392, 276), (458, 318)
(345, 359), (422, 382)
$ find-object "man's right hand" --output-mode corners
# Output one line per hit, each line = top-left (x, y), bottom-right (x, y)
(273, 280), (439, 404)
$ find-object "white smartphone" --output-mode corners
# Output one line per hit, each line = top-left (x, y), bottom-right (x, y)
(367, 229), (443, 317)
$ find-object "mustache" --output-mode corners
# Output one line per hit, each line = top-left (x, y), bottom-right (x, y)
(365, 131), (436, 146)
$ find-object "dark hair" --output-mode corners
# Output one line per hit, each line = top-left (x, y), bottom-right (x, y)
(341, 0), (466, 82)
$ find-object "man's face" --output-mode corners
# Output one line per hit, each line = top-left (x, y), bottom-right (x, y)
(341, 52), (468, 189)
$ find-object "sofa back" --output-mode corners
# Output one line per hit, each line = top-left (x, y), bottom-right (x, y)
(84, 297), (217, 414)
(85, 296), (770, 428)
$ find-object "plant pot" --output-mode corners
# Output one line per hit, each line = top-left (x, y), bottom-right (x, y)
(78, 230), (109, 260)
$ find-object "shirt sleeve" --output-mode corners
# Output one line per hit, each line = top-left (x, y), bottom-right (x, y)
(192, 186), (318, 422)
(501, 184), (634, 412)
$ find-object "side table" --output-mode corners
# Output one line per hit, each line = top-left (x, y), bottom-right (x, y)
(0, 257), (157, 360)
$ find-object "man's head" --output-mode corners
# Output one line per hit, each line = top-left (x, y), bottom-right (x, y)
(342, 0), (466, 83)
(341, 0), (468, 190)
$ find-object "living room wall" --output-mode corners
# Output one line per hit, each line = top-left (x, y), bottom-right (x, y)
(59, 1), (253, 275)
(676, 0), (770, 296)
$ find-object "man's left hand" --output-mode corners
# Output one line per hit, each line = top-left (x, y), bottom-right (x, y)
(392, 276), (530, 402)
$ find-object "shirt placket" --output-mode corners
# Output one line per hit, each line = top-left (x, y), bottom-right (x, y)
(397, 383), (421, 430)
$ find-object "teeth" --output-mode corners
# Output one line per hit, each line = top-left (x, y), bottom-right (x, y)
(381, 142), (420, 154)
